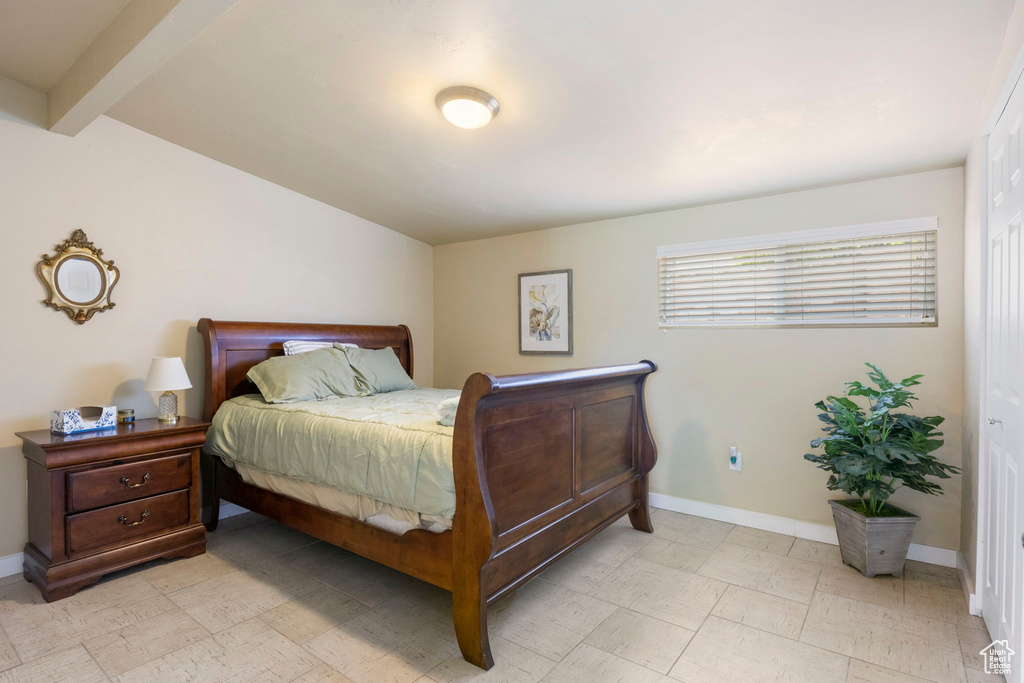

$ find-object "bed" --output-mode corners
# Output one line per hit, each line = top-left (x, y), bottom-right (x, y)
(205, 388), (462, 535)
(198, 318), (657, 670)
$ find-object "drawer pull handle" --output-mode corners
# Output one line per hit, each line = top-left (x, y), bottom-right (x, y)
(117, 510), (150, 527)
(119, 472), (150, 489)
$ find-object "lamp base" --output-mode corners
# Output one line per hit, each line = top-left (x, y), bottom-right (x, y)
(158, 391), (179, 423)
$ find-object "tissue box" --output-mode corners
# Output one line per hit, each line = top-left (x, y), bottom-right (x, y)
(50, 406), (118, 435)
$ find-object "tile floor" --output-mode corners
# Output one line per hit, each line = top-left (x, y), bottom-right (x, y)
(0, 508), (1001, 683)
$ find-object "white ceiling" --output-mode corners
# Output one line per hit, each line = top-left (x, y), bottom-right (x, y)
(2, 1), (1016, 244)
(0, 0), (129, 91)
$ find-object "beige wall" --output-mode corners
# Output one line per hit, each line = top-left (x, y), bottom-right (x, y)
(0, 75), (434, 559)
(435, 167), (965, 550)
(961, 0), (1024, 592)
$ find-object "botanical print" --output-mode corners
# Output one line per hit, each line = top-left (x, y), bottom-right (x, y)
(529, 284), (561, 342)
(519, 269), (572, 355)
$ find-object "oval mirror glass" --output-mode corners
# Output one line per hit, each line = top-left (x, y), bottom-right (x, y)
(56, 256), (105, 305)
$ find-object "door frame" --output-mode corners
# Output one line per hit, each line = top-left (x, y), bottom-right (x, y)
(976, 41), (1024, 618)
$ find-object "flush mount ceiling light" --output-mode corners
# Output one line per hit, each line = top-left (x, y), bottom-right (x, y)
(435, 86), (500, 129)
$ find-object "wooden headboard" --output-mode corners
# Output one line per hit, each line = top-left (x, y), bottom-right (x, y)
(197, 319), (413, 421)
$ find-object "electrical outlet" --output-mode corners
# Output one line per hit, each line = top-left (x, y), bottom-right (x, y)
(729, 446), (742, 471)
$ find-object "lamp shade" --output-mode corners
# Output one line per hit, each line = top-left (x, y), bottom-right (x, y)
(144, 357), (192, 392)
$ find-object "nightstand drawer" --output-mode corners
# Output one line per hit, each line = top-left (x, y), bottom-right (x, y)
(67, 490), (190, 554)
(67, 452), (191, 512)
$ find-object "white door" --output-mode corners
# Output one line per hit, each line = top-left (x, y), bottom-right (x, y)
(983, 67), (1024, 683)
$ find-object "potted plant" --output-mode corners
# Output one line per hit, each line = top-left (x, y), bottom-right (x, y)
(804, 363), (959, 578)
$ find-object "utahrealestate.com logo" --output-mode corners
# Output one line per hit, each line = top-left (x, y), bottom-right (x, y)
(980, 639), (1015, 676)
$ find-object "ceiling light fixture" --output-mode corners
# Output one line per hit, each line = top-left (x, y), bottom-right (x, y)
(435, 86), (500, 129)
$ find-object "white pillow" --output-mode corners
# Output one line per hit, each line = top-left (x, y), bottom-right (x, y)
(283, 340), (357, 356)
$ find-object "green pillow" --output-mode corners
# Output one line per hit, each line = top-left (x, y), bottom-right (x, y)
(247, 347), (368, 403)
(337, 344), (416, 393)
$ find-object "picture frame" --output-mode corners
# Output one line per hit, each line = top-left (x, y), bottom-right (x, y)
(518, 269), (573, 355)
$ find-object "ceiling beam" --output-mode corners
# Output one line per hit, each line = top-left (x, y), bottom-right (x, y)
(47, 0), (239, 136)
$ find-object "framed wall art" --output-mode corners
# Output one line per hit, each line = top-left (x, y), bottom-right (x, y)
(518, 269), (572, 355)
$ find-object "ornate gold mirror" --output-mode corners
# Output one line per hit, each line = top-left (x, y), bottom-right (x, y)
(37, 230), (119, 324)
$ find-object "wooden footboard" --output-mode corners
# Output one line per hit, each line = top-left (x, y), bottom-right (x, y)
(451, 362), (658, 669)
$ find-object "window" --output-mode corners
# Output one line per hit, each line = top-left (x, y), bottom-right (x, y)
(657, 217), (938, 328)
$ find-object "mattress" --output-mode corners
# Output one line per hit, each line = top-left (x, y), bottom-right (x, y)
(231, 464), (452, 534)
(204, 389), (460, 529)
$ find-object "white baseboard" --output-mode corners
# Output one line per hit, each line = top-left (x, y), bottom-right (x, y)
(907, 543), (958, 568)
(0, 553), (22, 579)
(0, 496), (961, 579)
(219, 502), (249, 519)
(649, 492), (959, 569)
(957, 550), (983, 616)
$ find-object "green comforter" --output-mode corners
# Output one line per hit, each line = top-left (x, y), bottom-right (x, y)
(204, 389), (460, 518)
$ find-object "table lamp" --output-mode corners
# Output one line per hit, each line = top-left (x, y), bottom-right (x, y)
(144, 357), (192, 423)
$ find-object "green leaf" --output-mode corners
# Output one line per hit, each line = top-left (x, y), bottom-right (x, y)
(804, 363), (956, 504)
(834, 397), (860, 411)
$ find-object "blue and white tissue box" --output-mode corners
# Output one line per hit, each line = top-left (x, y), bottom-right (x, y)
(50, 406), (117, 435)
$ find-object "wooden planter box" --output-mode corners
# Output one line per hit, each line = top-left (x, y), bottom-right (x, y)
(828, 499), (919, 578)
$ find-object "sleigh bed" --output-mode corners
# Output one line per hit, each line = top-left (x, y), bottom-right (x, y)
(197, 318), (657, 669)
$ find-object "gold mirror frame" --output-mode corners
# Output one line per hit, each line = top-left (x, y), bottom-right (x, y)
(37, 230), (119, 325)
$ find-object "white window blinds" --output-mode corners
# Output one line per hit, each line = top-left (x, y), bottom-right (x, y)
(657, 217), (938, 328)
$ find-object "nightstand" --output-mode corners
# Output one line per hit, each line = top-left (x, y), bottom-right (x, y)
(16, 417), (209, 601)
